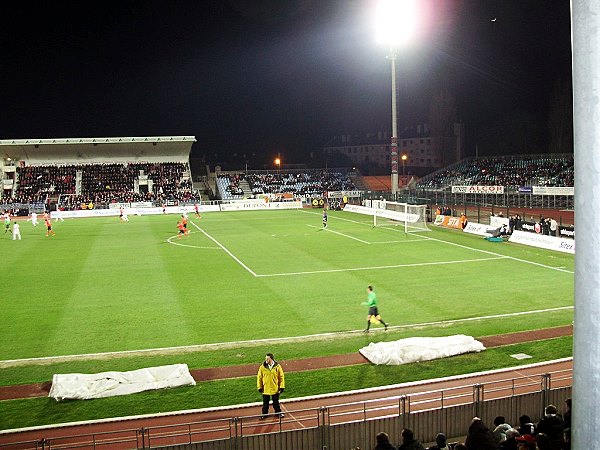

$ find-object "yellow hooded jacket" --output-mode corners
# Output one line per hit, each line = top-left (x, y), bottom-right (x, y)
(257, 361), (285, 395)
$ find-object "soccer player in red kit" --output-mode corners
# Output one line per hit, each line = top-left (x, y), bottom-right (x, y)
(45, 217), (56, 237)
(176, 220), (187, 239)
(181, 214), (189, 235)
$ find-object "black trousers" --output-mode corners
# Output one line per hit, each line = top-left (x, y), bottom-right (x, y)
(261, 393), (281, 414)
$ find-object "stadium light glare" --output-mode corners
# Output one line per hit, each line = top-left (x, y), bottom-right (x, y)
(374, 0), (418, 47)
(374, 0), (420, 196)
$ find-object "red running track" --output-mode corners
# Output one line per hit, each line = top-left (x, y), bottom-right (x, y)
(0, 358), (572, 449)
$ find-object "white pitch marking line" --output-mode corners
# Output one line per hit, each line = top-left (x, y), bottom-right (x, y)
(416, 233), (575, 274)
(189, 221), (258, 277)
(256, 256), (508, 277)
(167, 234), (221, 249)
(308, 209), (426, 238)
(339, 211), (573, 274)
(0, 306), (572, 367)
(369, 239), (425, 244)
(302, 210), (425, 244)
(307, 224), (370, 244)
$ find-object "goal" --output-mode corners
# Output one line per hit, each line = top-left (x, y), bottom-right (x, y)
(372, 201), (430, 233)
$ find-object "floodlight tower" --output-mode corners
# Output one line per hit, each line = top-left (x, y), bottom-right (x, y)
(375, 0), (418, 196)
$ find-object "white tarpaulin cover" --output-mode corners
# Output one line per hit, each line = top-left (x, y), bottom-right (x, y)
(48, 363), (196, 401)
(359, 335), (485, 365)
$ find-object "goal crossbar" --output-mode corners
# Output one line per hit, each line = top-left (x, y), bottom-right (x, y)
(344, 202), (430, 233)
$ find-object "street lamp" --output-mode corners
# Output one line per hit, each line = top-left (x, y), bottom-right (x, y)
(401, 153), (407, 176)
(375, 0), (419, 196)
(274, 157), (281, 174)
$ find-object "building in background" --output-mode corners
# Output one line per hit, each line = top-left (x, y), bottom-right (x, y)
(323, 123), (465, 177)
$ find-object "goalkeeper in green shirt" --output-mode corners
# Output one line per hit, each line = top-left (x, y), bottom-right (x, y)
(362, 285), (389, 332)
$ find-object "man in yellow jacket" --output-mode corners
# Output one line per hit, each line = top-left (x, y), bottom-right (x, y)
(257, 352), (285, 419)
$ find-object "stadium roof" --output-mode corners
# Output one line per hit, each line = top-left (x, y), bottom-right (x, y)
(0, 136), (196, 146)
(0, 136), (196, 164)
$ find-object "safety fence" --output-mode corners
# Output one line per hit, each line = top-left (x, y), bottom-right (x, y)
(0, 365), (572, 450)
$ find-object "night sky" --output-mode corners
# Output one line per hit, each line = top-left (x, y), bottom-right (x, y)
(1, 1), (572, 168)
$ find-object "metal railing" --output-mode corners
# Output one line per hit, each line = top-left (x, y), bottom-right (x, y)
(0, 365), (572, 450)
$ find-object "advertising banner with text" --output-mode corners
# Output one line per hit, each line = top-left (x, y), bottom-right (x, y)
(532, 186), (574, 196)
(433, 215), (463, 229)
(509, 230), (575, 254)
(451, 185), (505, 194)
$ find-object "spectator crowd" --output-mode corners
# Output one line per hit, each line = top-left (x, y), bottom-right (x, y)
(417, 156), (573, 190)
(351, 399), (571, 450)
(5, 162), (199, 210)
(217, 170), (357, 199)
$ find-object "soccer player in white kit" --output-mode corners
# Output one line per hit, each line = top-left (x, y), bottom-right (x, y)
(12, 222), (21, 240)
(28, 212), (39, 227)
(54, 208), (65, 222)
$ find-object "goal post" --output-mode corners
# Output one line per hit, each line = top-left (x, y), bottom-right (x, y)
(372, 200), (430, 233)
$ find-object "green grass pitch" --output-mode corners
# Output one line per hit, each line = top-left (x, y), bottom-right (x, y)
(0, 207), (575, 430)
(1, 208), (574, 362)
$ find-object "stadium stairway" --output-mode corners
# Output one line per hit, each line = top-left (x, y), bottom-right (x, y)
(239, 179), (252, 197)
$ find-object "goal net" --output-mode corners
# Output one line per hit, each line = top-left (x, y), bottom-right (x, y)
(371, 200), (430, 233)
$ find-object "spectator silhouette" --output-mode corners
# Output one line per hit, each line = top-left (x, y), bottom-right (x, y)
(464, 417), (496, 450)
(492, 415), (512, 445)
(563, 398), (571, 429)
(426, 432), (449, 450)
(536, 404), (565, 450)
(536, 432), (553, 450)
(515, 434), (537, 449)
(398, 428), (425, 450)
(373, 431), (396, 450)
(517, 414), (536, 437)
(499, 428), (520, 450)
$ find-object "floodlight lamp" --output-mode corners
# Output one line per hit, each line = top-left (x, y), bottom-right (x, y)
(374, 0), (418, 47)
(401, 154), (407, 161)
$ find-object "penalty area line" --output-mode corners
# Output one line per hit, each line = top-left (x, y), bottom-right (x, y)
(256, 256), (508, 277)
(189, 221), (258, 277)
(417, 233), (575, 274)
(307, 224), (370, 244)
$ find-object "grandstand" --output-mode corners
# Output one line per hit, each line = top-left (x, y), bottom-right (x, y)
(416, 154), (574, 190)
(2, 143), (575, 220)
(215, 168), (357, 200)
(0, 137), (200, 210)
